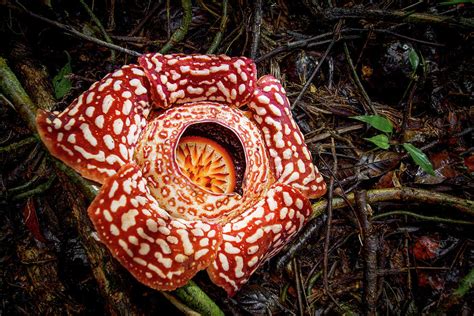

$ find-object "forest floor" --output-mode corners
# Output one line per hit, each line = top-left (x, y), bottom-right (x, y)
(0, 0), (473, 315)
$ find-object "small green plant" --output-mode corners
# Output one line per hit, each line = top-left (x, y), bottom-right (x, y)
(52, 51), (72, 99)
(352, 114), (435, 175)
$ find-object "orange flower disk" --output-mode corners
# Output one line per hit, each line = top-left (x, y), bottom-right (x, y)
(36, 53), (326, 295)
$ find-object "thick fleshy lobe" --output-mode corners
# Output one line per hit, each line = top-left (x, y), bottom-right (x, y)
(139, 53), (256, 108)
(207, 183), (312, 296)
(249, 75), (327, 199)
(88, 163), (222, 290)
(36, 65), (151, 183)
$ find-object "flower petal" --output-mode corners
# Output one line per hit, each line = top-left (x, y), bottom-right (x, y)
(88, 163), (222, 290)
(139, 53), (256, 108)
(207, 183), (312, 295)
(36, 65), (151, 183)
(249, 75), (326, 199)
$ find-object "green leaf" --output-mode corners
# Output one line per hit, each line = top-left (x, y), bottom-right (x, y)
(364, 134), (390, 149)
(351, 115), (394, 133)
(403, 143), (435, 176)
(408, 48), (420, 72)
(52, 52), (72, 99)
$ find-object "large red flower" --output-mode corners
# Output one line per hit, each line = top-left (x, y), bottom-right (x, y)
(36, 53), (326, 295)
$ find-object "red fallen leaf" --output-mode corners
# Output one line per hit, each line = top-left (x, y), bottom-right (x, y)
(464, 154), (474, 173)
(417, 271), (444, 291)
(430, 151), (457, 178)
(376, 171), (401, 189)
(415, 151), (459, 184)
(412, 236), (439, 261)
(22, 198), (46, 243)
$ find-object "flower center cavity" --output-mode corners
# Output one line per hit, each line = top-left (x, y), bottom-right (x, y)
(176, 123), (246, 195)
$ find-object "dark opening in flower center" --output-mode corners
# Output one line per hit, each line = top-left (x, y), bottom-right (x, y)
(176, 122), (246, 195)
(177, 136), (236, 194)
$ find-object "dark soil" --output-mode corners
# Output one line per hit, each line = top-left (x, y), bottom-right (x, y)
(1, 0), (473, 315)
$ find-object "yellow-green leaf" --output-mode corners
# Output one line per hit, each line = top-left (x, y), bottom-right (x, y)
(365, 134), (390, 149)
(408, 48), (420, 72)
(52, 52), (72, 99)
(352, 115), (393, 133)
(403, 143), (435, 176)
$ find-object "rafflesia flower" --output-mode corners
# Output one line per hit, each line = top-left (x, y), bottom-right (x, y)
(36, 53), (326, 295)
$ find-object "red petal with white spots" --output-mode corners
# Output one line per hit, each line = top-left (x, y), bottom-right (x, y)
(207, 183), (311, 296)
(248, 75), (326, 199)
(88, 163), (222, 291)
(36, 65), (151, 183)
(139, 53), (256, 108)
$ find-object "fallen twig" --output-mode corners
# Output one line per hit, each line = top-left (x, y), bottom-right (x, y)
(291, 28), (338, 110)
(355, 190), (378, 316)
(79, 0), (116, 62)
(0, 136), (37, 154)
(322, 138), (342, 308)
(343, 42), (377, 115)
(372, 210), (474, 225)
(250, 0), (262, 59)
(319, 7), (474, 30)
(10, 3), (141, 57)
(311, 187), (474, 218)
(128, 1), (162, 37)
(274, 214), (326, 271)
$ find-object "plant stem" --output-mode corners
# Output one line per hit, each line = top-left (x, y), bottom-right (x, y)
(453, 268), (474, 298)
(0, 57), (38, 132)
(11, 176), (56, 201)
(0, 136), (38, 153)
(159, 0), (193, 53)
(206, 0), (228, 54)
(173, 280), (225, 316)
(372, 210), (474, 225)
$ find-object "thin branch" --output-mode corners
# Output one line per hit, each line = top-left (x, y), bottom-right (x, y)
(323, 138), (340, 309)
(0, 136), (37, 153)
(291, 35), (337, 110)
(12, 3), (141, 57)
(255, 31), (334, 63)
(293, 259), (305, 316)
(372, 210), (474, 225)
(311, 187), (474, 218)
(356, 190), (378, 316)
(128, 1), (162, 37)
(343, 42), (377, 115)
(319, 8), (474, 30)
(159, 0), (193, 54)
(11, 175), (56, 201)
(207, 0), (229, 54)
(250, 0), (262, 59)
(78, 0), (116, 61)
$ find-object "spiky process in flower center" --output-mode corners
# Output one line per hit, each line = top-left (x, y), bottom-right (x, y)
(176, 136), (236, 194)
